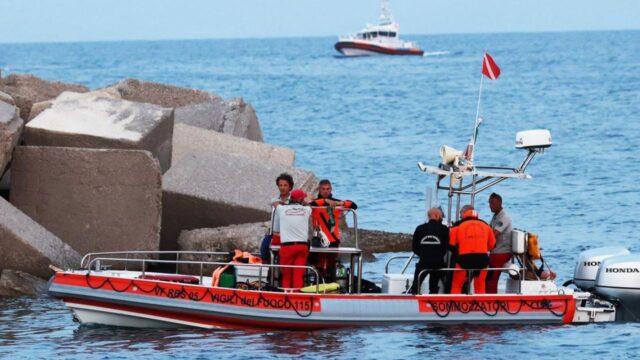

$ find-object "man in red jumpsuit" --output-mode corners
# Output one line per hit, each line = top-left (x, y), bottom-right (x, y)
(449, 206), (496, 294)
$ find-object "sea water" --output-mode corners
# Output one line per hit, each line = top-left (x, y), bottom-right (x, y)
(1, 31), (639, 358)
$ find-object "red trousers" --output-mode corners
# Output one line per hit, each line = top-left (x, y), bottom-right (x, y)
(486, 253), (512, 294)
(272, 233), (281, 245)
(451, 266), (488, 294)
(279, 244), (308, 290)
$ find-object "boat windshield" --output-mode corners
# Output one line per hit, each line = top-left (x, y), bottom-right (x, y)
(359, 31), (397, 39)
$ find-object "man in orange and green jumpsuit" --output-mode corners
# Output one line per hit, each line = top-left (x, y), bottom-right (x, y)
(308, 179), (357, 282)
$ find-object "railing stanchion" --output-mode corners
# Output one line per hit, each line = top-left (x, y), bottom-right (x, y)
(200, 263), (204, 285)
(352, 210), (358, 249)
(400, 254), (415, 274)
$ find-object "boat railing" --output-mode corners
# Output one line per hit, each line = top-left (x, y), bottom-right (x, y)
(385, 255), (526, 294)
(84, 256), (325, 294)
(384, 254), (417, 274)
(81, 251), (238, 272)
(416, 267), (523, 295)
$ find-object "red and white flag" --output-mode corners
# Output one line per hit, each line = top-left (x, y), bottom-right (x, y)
(481, 52), (501, 80)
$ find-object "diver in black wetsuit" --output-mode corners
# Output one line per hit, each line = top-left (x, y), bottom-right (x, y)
(411, 208), (449, 294)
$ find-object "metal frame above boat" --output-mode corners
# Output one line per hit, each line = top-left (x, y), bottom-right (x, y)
(418, 143), (547, 224)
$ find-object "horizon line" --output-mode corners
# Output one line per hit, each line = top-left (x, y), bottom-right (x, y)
(0, 28), (638, 46)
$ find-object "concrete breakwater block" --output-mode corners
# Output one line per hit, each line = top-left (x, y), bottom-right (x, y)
(341, 228), (412, 260)
(10, 146), (162, 256)
(0, 91), (15, 106)
(0, 102), (23, 177)
(179, 222), (269, 253)
(0, 197), (80, 279)
(175, 98), (263, 142)
(176, 222), (269, 274)
(1, 74), (89, 121)
(172, 123), (294, 167)
(0, 269), (48, 297)
(173, 100), (224, 132)
(103, 78), (264, 142)
(104, 78), (220, 108)
(23, 92), (174, 172)
(27, 88), (123, 121)
(161, 152), (317, 250)
(218, 97), (262, 142)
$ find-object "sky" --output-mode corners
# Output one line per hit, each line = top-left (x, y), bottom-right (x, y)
(0, 0), (639, 43)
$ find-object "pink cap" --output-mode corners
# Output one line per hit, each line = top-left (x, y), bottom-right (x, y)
(290, 189), (307, 201)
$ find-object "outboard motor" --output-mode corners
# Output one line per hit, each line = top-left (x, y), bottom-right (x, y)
(572, 247), (630, 291)
(594, 254), (640, 322)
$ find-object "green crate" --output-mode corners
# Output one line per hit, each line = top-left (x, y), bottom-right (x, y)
(219, 272), (236, 288)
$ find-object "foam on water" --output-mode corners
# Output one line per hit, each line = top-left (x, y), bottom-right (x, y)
(423, 50), (450, 56)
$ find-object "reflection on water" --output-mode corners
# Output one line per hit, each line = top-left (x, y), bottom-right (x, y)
(259, 330), (348, 356)
(61, 322), (351, 358)
(1, 296), (640, 358)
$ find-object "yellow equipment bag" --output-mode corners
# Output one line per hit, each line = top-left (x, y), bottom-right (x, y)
(300, 282), (341, 294)
(527, 233), (542, 260)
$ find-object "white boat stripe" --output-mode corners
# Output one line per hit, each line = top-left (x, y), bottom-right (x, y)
(65, 301), (218, 329)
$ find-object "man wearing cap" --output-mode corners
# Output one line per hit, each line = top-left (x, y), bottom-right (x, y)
(273, 188), (311, 290)
(486, 192), (513, 293)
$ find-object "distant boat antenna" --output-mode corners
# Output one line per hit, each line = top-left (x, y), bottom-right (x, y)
(380, 0), (393, 25)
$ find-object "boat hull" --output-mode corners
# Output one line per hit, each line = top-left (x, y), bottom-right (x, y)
(49, 272), (576, 330)
(335, 41), (424, 57)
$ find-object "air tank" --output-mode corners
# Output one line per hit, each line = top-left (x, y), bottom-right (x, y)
(511, 229), (527, 254)
(594, 254), (640, 322)
(573, 247), (630, 291)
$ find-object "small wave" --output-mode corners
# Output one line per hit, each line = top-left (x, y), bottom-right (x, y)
(423, 51), (450, 57)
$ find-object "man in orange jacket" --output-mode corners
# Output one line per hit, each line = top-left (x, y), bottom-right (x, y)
(308, 179), (357, 282)
(449, 206), (496, 294)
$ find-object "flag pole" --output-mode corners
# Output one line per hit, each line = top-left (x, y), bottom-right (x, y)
(468, 52), (486, 162)
(472, 71), (484, 145)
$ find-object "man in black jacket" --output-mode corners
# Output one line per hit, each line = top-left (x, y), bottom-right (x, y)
(411, 208), (449, 294)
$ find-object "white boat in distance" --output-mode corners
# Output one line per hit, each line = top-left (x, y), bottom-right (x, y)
(335, 0), (423, 56)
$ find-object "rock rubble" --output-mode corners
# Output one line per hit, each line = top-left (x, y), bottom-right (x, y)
(1, 74), (89, 121)
(0, 101), (23, 177)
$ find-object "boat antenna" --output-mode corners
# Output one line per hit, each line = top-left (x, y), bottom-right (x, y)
(465, 69), (484, 164)
(380, 0), (393, 25)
